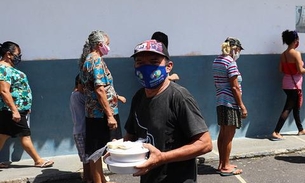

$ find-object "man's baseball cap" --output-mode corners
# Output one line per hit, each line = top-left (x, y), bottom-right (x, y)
(131, 39), (170, 59)
(225, 37), (244, 50)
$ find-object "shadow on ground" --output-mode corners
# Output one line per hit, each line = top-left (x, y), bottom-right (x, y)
(275, 155), (305, 164)
(197, 163), (218, 175)
(32, 169), (81, 183)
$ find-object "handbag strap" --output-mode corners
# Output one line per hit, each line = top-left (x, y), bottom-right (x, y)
(284, 51), (299, 90)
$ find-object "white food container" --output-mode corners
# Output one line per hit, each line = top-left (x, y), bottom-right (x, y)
(105, 157), (147, 174)
(107, 145), (149, 163)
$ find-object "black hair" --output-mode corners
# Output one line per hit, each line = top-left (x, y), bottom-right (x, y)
(0, 41), (20, 58)
(151, 31), (169, 49)
(75, 74), (81, 88)
(282, 30), (299, 45)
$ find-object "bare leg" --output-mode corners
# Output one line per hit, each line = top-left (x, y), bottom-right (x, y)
(218, 125), (242, 174)
(0, 134), (10, 150)
(217, 127), (237, 170)
(0, 134), (10, 167)
(83, 163), (93, 183)
(217, 127), (224, 170)
(20, 136), (47, 165)
(90, 158), (105, 183)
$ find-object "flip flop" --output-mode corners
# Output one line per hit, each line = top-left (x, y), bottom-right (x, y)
(270, 137), (284, 141)
(216, 165), (238, 173)
(220, 168), (242, 176)
(0, 163), (9, 168)
(35, 160), (54, 168)
(297, 131), (305, 135)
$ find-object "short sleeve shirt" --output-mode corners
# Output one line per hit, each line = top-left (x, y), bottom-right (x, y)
(80, 53), (118, 118)
(124, 82), (209, 183)
(212, 55), (242, 109)
(0, 65), (32, 111)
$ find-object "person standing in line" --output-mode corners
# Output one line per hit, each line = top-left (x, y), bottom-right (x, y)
(212, 37), (247, 176)
(69, 74), (92, 183)
(0, 41), (54, 168)
(79, 30), (124, 183)
(151, 31), (179, 81)
(272, 30), (305, 140)
(124, 39), (212, 183)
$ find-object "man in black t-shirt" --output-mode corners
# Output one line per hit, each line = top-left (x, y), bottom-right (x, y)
(124, 39), (212, 183)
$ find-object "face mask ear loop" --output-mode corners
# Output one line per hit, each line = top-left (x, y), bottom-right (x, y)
(231, 49), (236, 58)
(232, 49), (240, 61)
(165, 61), (173, 74)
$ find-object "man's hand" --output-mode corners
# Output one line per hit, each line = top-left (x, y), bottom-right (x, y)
(133, 143), (163, 176)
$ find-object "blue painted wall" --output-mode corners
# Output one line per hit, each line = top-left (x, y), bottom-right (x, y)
(1, 54), (304, 161)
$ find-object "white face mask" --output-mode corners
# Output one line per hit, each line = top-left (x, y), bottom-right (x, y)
(232, 50), (240, 61)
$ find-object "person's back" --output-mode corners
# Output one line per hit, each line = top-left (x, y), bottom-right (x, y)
(272, 29), (305, 140)
(151, 31), (168, 48)
(280, 49), (301, 75)
(213, 55), (242, 109)
(151, 31), (179, 82)
(70, 87), (86, 135)
(70, 74), (92, 183)
(280, 34), (303, 91)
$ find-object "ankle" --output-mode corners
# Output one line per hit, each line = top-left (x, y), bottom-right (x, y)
(272, 132), (280, 135)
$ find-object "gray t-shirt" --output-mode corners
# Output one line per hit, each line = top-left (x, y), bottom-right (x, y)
(125, 82), (208, 183)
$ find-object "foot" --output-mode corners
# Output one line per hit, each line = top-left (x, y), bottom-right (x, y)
(103, 175), (116, 183)
(272, 132), (283, 140)
(298, 130), (305, 135)
(35, 159), (54, 168)
(220, 167), (242, 176)
(0, 163), (9, 168)
(217, 164), (237, 171)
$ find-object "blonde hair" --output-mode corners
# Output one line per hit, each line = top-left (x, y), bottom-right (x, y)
(221, 42), (237, 55)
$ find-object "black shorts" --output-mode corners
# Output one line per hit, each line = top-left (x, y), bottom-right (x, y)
(0, 110), (31, 137)
(85, 114), (122, 156)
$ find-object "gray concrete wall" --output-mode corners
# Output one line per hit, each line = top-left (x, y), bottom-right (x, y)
(1, 54), (304, 161)
(2, 0), (305, 60)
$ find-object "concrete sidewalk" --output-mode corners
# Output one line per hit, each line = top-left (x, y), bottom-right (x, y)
(1, 133), (305, 183)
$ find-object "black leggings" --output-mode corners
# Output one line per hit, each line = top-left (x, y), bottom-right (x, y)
(274, 89), (303, 133)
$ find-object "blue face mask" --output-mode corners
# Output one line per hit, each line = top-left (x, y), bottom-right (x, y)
(135, 65), (167, 89)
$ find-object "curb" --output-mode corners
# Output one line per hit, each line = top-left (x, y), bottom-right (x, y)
(2, 145), (305, 183)
(203, 147), (305, 163)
